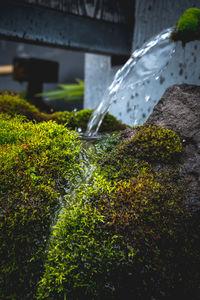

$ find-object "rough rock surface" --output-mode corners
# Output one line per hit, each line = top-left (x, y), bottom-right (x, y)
(146, 84), (200, 209)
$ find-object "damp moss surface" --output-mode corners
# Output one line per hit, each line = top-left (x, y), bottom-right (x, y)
(170, 7), (200, 45)
(119, 125), (182, 163)
(0, 92), (199, 299)
(37, 125), (200, 300)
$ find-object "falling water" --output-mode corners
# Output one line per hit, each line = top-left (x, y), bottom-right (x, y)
(86, 27), (176, 136)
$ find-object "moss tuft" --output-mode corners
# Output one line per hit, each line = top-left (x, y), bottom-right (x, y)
(51, 109), (127, 132)
(119, 125), (182, 163)
(170, 8), (200, 45)
(0, 94), (48, 122)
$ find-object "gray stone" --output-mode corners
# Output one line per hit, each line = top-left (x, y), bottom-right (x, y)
(147, 84), (200, 209)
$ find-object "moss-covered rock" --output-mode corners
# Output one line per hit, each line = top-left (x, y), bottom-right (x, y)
(0, 93), (126, 132)
(0, 114), (81, 299)
(170, 8), (200, 45)
(98, 125), (182, 183)
(1, 88), (199, 299)
(118, 125), (182, 163)
(37, 123), (200, 299)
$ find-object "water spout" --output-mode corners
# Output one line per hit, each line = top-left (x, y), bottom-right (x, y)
(86, 27), (176, 136)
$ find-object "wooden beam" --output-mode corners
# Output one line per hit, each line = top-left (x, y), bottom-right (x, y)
(0, 65), (13, 75)
(0, 0), (133, 56)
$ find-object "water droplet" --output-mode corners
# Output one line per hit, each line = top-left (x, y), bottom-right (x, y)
(78, 128), (82, 133)
(145, 95), (150, 102)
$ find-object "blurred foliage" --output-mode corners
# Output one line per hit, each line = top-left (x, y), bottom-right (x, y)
(38, 79), (84, 101)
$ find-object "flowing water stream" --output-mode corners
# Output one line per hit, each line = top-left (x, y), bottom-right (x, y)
(86, 27), (176, 136)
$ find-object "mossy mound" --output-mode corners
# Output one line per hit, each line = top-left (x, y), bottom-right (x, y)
(170, 8), (200, 45)
(0, 93), (126, 132)
(0, 114), (81, 299)
(51, 109), (127, 132)
(0, 94), (47, 122)
(99, 125), (182, 183)
(119, 125), (182, 163)
(37, 126), (200, 299)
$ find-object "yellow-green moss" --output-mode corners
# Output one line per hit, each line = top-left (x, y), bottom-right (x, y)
(0, 94), (126, 133)
(37, 165), (198, 299)
(0, 113), (81, 299)
(36, 123), (200, 300)
(170, 8), (200, 45)
(0, 94), (48, 122)
(37, 200), (127, 300)
(51, 109), (127, 132)
(119, 125), (182, 163)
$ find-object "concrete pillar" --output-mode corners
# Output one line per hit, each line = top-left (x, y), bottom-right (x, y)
(84, 0), (200, 125)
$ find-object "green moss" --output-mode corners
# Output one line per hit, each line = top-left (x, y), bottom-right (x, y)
(38, 167), (199, 299)
(1, 93), (198, 299)
(119, 125), (182, 163)
(0, 94), (48, 122)
(0, 94), (127, 133)
(37, 201), (128, 300)
(37, 123), (200, 299)
(99, 125), (182, 181)
(100, 149), (152, 181)
(52, 109), (127, 132)
(170, 8), (200, 45)
(94, 173), (199, 299)
(0, 114), (81, 299)
(94, 133), (121, 155)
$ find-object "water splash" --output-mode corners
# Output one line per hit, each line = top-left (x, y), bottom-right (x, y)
(86, 27), (176, 136)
